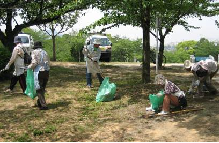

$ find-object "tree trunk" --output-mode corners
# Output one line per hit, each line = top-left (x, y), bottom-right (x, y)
(0, 9), (18, 52)
(158, 35), (165, 68)
(78, 51), (80, 62)
(51, 25), (56, 61)
(141, 6), (151, 83)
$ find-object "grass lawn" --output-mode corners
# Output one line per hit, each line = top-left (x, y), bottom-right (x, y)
(0, 62), (219, 142)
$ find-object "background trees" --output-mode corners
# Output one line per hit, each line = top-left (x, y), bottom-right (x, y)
(0, 0), (94, 52)
(38, 12), (79, 61)
(83, 0), (217, 83)
(165, 39), (219, 63)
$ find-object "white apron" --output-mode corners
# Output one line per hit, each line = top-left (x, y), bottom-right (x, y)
(85, 46), (101, 74)
(13, 56), (25, 76)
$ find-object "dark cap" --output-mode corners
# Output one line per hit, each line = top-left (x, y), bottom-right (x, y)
(33, 41), (43, 49)
(14, 36), (22, 43)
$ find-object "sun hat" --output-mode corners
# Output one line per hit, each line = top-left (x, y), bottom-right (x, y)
(184, 60), (192, 69)
(155, 74), (166, 85)
(14, 36), (22, 43)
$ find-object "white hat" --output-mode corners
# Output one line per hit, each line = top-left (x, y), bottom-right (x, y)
(93, 39), (101, 45)
(184, 60), (192, 69)
(155, 74), (166, 85)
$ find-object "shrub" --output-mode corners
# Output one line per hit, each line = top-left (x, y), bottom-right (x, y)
(0, 45), (12, 80)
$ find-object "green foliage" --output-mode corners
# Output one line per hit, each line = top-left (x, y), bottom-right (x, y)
(165, 40), (197, 63)
(70, 34), (85, 62)
(0, 43), (12, 80)
(44, 125), (56, 133)
(22, 28), (50, 41)
(195, 38), (219, 59)
(0, 0), (95, 51)
(42, 33), (85, 62)
(109, 35), (142, 62)
(14, 133), (31, 142)
(33, 129), (43, 136)
(0, 43), (10, 69)
(165, 38), (219, 63)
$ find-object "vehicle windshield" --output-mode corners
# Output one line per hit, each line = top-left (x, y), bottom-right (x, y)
(92, 38), (110, 46)
(20, 36), (29, 43)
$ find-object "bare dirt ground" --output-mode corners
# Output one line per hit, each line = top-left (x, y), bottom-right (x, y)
(0, 62), (219, 142)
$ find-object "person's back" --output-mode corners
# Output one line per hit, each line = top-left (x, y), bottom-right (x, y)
(201, 59), (217, 74)
(28, 41), (50, 110)
(31, 48), (50, 72)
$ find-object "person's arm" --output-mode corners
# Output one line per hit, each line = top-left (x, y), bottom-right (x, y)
(27, 51), (38, 69)
(5, 48), (19, 70)
(82, 46), (88, 57)
(92, 48), (101, 62)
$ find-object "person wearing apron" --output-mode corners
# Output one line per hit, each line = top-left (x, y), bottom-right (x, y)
(4, 36), (26, 93)
(82, 38), (104, 88)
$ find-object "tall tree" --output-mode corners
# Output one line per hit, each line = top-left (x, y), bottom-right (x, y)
(85, 0), (163, 83)
(149, 0), (217, 68)
(0, 0), (94, 52)
(37, 12), (79, 61)
(83, 0), (217, 83)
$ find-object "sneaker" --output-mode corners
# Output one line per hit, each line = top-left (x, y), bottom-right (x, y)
(4, 89), (13, 93)
(158, 110), (169, 115)
(40, 106), (48, 110)
(146, 106), (155, 112)
(86, 85), (93, 88)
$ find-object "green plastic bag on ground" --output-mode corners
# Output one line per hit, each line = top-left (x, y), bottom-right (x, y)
(96, 77), (116, 103)
(149, 90), (165, 111)
(24, 69), (37, 99)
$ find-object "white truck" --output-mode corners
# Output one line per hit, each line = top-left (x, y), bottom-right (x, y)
(18, 33), (34, 55)
(85, 34), (112, 62)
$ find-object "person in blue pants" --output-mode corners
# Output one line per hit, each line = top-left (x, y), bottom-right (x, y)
(83, 38), (104, 88)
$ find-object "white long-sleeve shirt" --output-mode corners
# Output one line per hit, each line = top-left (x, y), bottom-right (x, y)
(8, 43), (25, 76)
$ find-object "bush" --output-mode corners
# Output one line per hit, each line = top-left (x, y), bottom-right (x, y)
(0, 46), (12, 80)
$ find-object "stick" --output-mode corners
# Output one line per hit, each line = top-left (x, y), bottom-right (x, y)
(171, 108), (204, 114)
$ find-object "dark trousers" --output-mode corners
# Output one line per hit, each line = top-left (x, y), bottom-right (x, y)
(9, 74), (26, 93)
(37, 71), (49, 108)
(86, 72), (104, 86)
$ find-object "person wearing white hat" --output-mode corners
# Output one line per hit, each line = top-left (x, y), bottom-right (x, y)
(149, 74), (187, 115)
(4, 36), (26, 93)
(184, 59), (218, 98)
(82, 38), (104, 88)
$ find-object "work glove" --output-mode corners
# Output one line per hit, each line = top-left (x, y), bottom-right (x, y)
(82, 48), (88, 55)
(4, 64), (10, 70)
(27, 65), (32, 69)
(92, 57), (98, 62)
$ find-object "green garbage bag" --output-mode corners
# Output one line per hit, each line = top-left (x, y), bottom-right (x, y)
(96, 77), (116, 102)
(24, 69), (37, 99)
(149, 90), (165, 111)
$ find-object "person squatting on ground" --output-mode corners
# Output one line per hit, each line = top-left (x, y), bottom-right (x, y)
(4, 36), (26, 93)
(147, 74), (187, 115)
(82, 38), (104, 88)
(27, 41), (50, 110)
(184, 59), (218, 98)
